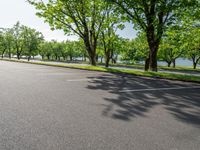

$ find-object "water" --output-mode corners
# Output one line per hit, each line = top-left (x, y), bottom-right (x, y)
(138, 58), (199, 67)
(158, 58), (199, 67)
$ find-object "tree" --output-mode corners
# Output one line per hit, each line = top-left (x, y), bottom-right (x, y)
(158, 28), (185, 68)
(2, 28), (14, 58)
(110, 37), (127, 64)
(181, 8), (200, 69)
(22, 26), (44, 61)
(121, 33), (148, 67)
(39, 42), (48, 60)
(109, 0), (197, 71)
(0, 29), (8, 58)
(74, 40), (87, 61)
(0, 28), (14, 58)
(50, 40), (63, 61)
(28, 0), (111, 66)
(63, 41), (78, 61)
(184, 27), (200, 69)
(12, 22), (25, 60)
(101, 32), (120, 67)
(99, 4), (124, 67)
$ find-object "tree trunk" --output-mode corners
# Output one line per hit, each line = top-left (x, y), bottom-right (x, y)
(47, 55), (50, 60)
(193, 62), (197, 69)
(8, 49), (11, 59)
(145, 57), (150, 71)
(87, 47), (96, 66)
(146, 12), (162, 72)
(88, 52), (96, 66)
(82, 56), (84, 61)
(192, 56), (200, 69)
(28, 56), (31, 61)
(105, 55), (110, 67)
(2, 49), (7, 59)
(17, 49), (20, 60)
(96, 54), (99, 63)
(100, 57), (103, 63)
(90, 55), (96, 66)
(105, 59), (110, 67)
(83, 34), (97, 66)
(146, 29), (159, 72)
(149, 45), (158, 72)
(172, 59), (176, 68)
(104, 47), (111, 68)
(70, 55), (73, 61)
(17, 53), (20, 60)
(111, 58), (116, 64)
(17, 48), (22, 60)
(167, 61), (171, 67)
(63, 56), (66, 61)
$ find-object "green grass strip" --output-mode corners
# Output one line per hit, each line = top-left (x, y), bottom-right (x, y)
(1, 58), (200, 83)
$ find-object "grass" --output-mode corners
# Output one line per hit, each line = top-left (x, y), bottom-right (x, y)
(98, 62), (200, 72)
(159, 66), (200, 72)
(1, 58), (200, 83)
(98, 62), (145, 69)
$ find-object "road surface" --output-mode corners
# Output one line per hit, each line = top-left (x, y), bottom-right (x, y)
(0, 61), (199, 150)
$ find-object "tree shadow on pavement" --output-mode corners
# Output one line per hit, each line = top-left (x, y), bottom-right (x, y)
(86, 74), (200, 125)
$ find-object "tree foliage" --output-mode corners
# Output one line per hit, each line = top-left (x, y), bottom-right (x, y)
(28, 0), (113, 65)
(108, 0), (198, 71)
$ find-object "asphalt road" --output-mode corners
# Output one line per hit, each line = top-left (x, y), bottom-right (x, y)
(0, 61), (200, 150)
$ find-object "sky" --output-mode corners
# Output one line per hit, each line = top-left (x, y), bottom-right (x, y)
(0, 0), (137, 41)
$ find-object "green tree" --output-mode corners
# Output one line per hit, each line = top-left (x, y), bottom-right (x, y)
(39, 41), (54, 60)
(99, 4), (124, 67)
(64, 41), (78, 61)
(0, 29), (8, 58)
(121, 33), (148, 67)
(0, 28), (14, 58)
(28, 0), (111, 66)
(184, 27), (200, 69)
(181, 9), (200, 69)
(4, 28), (14, 58)
(51, 40), (63, 61)
(72, 41), (86, 61)
(158, 28), (185, 68)
(22, 26), (44, 61)
(109, 0), (198, 71)
(12, 22), (25, 60)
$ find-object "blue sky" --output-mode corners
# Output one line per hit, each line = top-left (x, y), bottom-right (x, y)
(0, 0), (136, 41)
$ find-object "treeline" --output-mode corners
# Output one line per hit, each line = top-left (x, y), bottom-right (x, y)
(0, 22), (122, 64)
(0, 21), (200, 69)
(0, 22), (88, 62)
(0, 22), (43, 61)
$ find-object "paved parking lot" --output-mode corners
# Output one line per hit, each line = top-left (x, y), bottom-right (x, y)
(0, 61), (199, 150)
